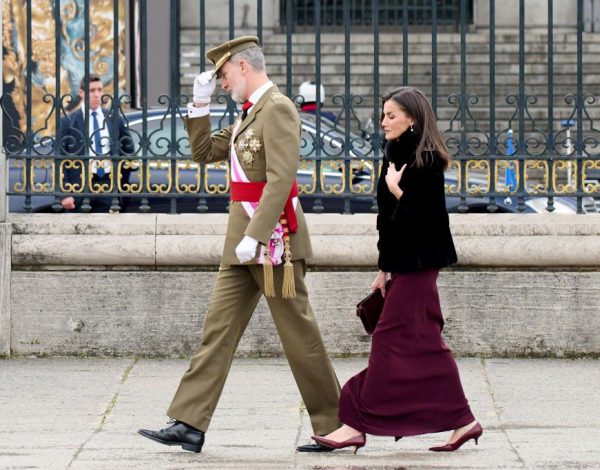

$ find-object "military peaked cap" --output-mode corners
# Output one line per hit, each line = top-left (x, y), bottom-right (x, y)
(206, 36), (260, 75)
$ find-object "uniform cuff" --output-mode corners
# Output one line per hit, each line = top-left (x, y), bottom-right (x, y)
(187, 103), (210, 118)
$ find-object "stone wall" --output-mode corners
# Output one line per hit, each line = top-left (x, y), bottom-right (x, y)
(0, 223), (10, 356)
(4, 213), (600, 358)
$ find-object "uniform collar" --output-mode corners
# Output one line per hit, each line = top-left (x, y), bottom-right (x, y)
(245, 80), (273, 108)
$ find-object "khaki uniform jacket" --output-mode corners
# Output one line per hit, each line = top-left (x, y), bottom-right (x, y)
(184, 84), (313, 265)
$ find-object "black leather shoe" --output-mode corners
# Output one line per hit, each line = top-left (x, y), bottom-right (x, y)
(138, 420), (205, 453)
(296, 441), (335, 452)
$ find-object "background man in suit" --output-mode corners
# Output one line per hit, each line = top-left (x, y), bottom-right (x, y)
(138, 36), (341, 454)
(59, 75), (134, 212)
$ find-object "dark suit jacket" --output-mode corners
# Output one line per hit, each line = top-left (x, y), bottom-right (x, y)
(376, 129), (458, 273)
(58, 108), (134, 188)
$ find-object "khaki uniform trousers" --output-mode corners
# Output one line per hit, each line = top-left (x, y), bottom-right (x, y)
(167, 260), (341, 434)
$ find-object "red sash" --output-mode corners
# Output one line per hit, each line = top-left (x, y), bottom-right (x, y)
(230, 180), (299, 233)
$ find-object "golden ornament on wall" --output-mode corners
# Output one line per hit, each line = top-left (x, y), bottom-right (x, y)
(2, 0), (127, 147)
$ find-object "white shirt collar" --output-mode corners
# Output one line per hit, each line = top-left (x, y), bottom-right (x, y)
(80, 104), (103, 116)
(246, 80), (274, 107)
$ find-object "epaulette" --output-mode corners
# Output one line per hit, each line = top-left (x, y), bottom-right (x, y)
(270, 92), (284, 102)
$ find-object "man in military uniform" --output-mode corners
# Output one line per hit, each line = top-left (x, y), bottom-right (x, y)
(138, 36), (341, 453)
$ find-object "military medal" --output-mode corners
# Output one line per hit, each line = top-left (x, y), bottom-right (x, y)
(249, 136), (261, 152)
(237, 128), (261, 166)
(243, 151), (254, 165)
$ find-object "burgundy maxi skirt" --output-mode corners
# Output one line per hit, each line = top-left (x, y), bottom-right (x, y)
(339, 269), (475, 437)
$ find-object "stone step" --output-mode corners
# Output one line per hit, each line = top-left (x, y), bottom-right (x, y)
(178, 83), (591, 106)
(180, 73), (597, 93)
(180, 56), (591, 75)
(179, 64), (593, 88)
(180, 61), (599, 77)
(181, 40), (600, 56)
(179, 76), (593, 103)
(265, 78), (584, 89)
(172, 79), (599, 121)
(180, 48), (595, 65)
(264, 62), (600, 75)
(182, 30), (600, 45)
(179, 29), (600, 123)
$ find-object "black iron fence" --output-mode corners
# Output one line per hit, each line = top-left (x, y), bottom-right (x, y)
(2, 0), (600, 215)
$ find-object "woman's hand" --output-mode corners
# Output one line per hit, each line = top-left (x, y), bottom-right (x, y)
(371, 270), (388, 297)
(385, 163), (407, 199)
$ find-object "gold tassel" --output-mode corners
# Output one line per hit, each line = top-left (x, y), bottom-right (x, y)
(281, 233), (296, 299)
(263, 246), (276, 297)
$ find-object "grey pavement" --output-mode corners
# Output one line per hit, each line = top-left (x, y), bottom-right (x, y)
(0, 357), (599, 470)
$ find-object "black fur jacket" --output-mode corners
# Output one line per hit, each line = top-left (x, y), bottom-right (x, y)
(376, 129), (458, 273)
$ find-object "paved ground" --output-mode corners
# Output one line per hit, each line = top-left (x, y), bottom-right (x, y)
(0, 357), (599, 469)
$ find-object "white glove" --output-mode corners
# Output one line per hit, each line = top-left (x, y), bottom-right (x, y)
(235, 235), (259, 263)
(193, 71), (217, 105)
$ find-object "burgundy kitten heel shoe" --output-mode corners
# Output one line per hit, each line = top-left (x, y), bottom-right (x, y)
(429, 422), (483, 452)
(311, 433), (367, 454)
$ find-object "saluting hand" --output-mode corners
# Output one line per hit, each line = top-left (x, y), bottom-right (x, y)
(385, 163), (407, 200)
(193, 71), (217, 106)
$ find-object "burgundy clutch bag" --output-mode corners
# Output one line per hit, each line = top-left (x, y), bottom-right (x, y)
(356, 281), (390, 335)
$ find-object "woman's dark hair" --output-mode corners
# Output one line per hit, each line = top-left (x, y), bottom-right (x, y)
(381, 86), (450, 170)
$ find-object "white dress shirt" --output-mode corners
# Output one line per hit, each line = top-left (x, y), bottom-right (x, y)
(81, 104), (112, 175)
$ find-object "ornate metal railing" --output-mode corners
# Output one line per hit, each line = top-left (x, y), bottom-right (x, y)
(2, 0), (600, 215)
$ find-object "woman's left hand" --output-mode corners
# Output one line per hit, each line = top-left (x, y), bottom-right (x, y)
(385, 163), (407, 199)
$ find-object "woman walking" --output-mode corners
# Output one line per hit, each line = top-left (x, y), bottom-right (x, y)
(311, 87), (482, 453)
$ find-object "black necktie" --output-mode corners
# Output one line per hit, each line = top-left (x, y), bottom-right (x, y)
(241, 100), (253, 121)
